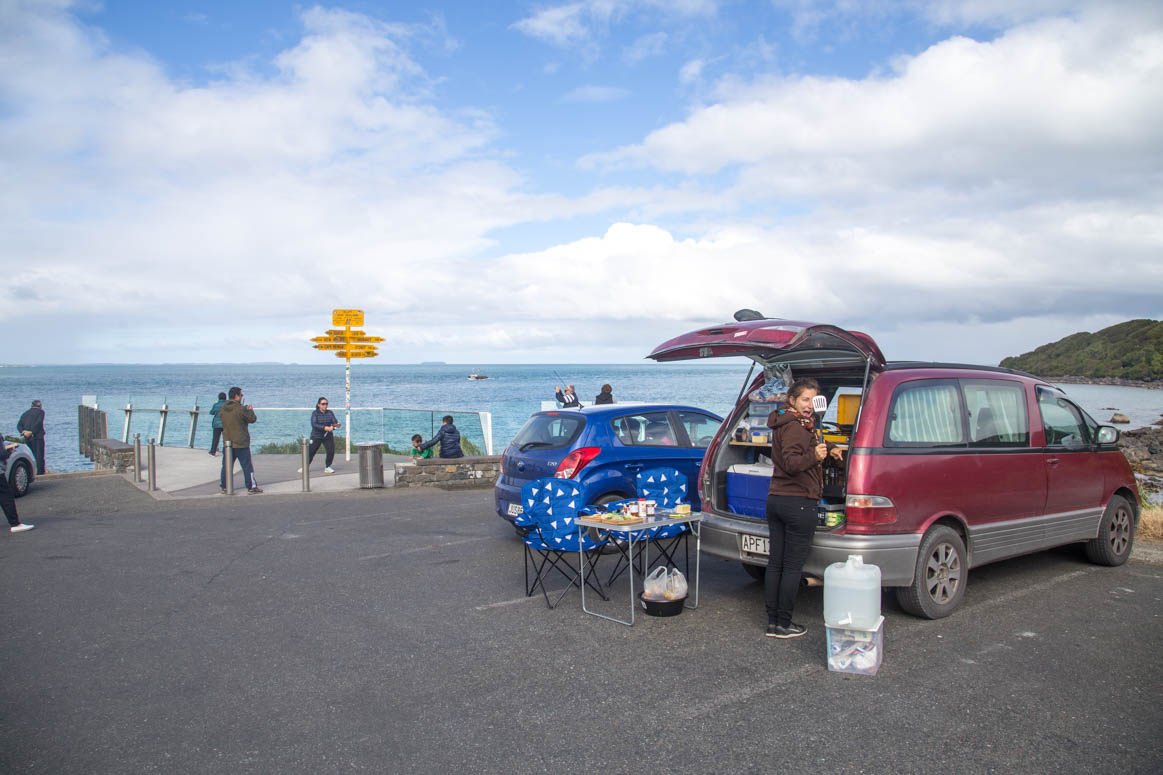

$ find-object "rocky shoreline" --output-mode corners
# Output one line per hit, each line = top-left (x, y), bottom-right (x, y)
(1048, 375), (1162, 389)
(1120, 426), (1163, 503)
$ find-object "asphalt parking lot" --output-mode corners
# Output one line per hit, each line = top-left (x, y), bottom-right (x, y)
(2, 476), (1161, 774)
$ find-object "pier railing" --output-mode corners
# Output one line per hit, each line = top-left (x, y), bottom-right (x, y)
(81, 396), (493, 456)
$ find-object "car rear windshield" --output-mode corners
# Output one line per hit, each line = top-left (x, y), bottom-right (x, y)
(512, 413), (586, 451)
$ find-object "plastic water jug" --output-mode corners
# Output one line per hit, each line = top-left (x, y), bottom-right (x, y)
(824, 554), (881, 629)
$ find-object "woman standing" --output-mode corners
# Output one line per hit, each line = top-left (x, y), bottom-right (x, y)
(208, 392), (226, 456)
(764, 378), (842, 639)
(594, 383), (615, 404)
(300, 397), (342, 474)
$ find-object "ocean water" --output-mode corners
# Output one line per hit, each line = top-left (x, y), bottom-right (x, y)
(0, 363), (1158, 473)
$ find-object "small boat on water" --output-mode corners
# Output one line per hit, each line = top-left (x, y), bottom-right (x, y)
(468, 370), (489, 380)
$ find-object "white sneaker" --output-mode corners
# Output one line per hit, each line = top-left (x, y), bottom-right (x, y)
(297, 467), (303, 473)
(324, 467), (335, 474)
(10, 523), (35, 533)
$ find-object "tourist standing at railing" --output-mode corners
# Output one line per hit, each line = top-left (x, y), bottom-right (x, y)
(17, 400), (46, 475)
(219, 386), (262, 494)
(208, 392), (226, 457)
(1, 441), (34, 533)
(554, 385), (580, 408)
(419, 415), (463, 458)
(300, 397), (341, 474)
(594, 383), (615, 405)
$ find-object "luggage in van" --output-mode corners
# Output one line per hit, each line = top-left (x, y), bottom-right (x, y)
(726, 463), (771, 518)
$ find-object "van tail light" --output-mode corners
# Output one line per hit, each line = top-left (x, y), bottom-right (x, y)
(555, 447), (601, 479)
(844, 494), (898, 524)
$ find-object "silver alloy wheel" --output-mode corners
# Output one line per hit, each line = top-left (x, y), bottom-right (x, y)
(1108, 503), (1132, 556)
(925, 542), (962, 605)
(12, 461), (30, 495)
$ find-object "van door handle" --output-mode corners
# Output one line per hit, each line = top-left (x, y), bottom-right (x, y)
(1046, 457), (1060, 467)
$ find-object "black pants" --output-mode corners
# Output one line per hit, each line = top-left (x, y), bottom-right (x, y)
(209, 428), (223, 455)
(0, 472), (19, 528)
(764, 495), (818, 627)
(307, 435), (335, 466)
(27, 437), (45, 475)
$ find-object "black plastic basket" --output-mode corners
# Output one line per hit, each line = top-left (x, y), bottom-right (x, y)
(639, 592), (686, 617)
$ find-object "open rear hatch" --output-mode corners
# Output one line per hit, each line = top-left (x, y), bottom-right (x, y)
(648, 317), (884, 373)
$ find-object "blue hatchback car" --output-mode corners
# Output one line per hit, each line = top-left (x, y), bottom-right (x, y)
(495, 403), (724, 522)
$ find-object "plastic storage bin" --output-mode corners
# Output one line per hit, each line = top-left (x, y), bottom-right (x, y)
(726, 464), (772, 518)
(826, 616), (883, 676)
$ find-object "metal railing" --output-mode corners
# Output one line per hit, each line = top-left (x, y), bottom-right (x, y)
(83, 397), (493, 456)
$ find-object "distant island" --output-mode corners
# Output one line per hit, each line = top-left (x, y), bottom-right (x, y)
(1000, 319), (1162, 387)
(419, 361), (447, 365)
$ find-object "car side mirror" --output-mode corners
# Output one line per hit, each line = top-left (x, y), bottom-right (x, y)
(1096, 425), (1119, 445)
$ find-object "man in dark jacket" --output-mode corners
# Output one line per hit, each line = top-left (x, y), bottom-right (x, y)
(219, 386), (262, 494)
(419, 415), (463, 458)
(17, 399), (46, 475)
(555, 385), (580, 408)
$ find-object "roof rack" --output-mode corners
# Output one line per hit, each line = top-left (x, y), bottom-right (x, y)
(882, 361), (1041, 380)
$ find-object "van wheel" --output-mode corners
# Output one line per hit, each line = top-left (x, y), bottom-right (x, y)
(896, 525), (966, 619)
(1084, 495), (1135, 566)
(741, 562), (765, 582)
(10, 460), (31, 497)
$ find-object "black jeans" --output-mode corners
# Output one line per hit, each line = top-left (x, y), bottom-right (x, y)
(209, 428), (223, 455)
(0, 472), (19, 527)
(220, 447), (259, 490)
(764, 495), (818, 627)
(27, 437), (45, 475)
(307, 435), (335, 466)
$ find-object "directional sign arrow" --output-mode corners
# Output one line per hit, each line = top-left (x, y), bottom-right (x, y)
(313, 343), (348, 350)
(344, 335), (385, 343)
(335, 350), (378, 358)
(326, 329), (366, 337)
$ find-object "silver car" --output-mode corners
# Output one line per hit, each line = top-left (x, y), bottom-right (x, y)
(2, 441), (36, 497)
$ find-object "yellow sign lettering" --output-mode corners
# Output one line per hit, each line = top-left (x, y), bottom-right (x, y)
(332, 309), (364, 326)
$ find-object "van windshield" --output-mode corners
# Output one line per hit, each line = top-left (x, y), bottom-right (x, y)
(513, 414), (585, 451)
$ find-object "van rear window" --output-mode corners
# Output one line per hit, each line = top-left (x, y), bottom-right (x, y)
(513, 414), (585, 451)
(886, 380), (966, 446)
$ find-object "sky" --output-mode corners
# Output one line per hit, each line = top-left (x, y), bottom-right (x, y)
(1, 0), (1161, 366)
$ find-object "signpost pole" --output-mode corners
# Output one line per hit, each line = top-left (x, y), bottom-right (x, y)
(345, 324), (352, 462)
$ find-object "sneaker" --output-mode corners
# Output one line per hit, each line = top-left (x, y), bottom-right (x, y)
(297, 467), (303, 473)
(248, 487), (263, 494)
(324, 466), (335, 474)
(768, 622), (807, 639)
(220, 488), (228, 495)
(10, 523), (35, 534)
(208, 451), (218, 457)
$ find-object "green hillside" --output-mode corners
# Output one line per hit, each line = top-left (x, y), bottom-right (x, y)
(1000, 319), (1163, 380)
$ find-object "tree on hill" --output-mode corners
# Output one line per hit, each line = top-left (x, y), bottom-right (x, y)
(1000, 319), (1163, 380)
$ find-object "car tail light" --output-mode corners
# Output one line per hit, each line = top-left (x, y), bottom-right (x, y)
(555, 447), (600, 479)
(844, 494), (898, 524)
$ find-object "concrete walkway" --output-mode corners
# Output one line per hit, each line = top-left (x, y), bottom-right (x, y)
(129, 445), (413, 499)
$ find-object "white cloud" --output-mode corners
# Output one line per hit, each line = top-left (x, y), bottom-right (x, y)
(624, 31), (667, 63)
(512, 0), (720, 51)
(678, 58), (705, 83)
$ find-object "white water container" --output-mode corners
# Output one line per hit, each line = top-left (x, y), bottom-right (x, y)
(824, 554), (882, 629)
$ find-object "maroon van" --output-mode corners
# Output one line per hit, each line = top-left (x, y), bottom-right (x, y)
(649, 313), (1140, 618)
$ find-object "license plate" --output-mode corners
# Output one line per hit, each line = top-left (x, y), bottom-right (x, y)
(741, 534), (769, 556)
(507, 503), (523, 517)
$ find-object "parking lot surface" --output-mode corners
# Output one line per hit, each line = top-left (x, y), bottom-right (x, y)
(2, 476), (1161, 774)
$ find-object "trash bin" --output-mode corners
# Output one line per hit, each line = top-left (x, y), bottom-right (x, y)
(357, 442), (385, 489)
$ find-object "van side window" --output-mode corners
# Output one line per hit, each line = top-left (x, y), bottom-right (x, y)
(885, 380), (966, 447)
(962, 380), (1029, 447)
(1036, 388), (1089, 449)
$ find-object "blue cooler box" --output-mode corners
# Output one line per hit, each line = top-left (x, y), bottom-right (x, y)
(726, 464), (773, 518)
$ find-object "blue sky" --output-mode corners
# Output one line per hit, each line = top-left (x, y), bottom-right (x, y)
(1, 0), (1161, 364)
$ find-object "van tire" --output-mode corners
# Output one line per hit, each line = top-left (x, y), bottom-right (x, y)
(896, 525), (966, 619)
(741, 562), (765, 582)
(1084, 495), (1135, 566)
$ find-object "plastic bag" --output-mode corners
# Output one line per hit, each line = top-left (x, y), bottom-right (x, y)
(664, 568), (688, 600)
(643, 566), (669, 600)
(749, 363), (793, 404)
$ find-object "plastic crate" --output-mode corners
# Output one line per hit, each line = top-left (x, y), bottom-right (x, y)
(826, 616), (883, 676)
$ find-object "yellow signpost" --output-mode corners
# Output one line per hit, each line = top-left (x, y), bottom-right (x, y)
(309, 309), (383, 461)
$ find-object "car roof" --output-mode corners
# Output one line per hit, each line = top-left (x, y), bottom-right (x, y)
(537, 403), (723, 419)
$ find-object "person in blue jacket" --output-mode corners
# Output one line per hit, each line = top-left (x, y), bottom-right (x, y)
(208, 392), (226, 456)
(300, 397), (342, 473)
(419, 415), (463, 458)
